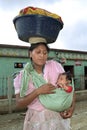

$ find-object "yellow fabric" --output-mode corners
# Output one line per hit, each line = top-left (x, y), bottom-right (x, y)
(19, 6), (62, 22)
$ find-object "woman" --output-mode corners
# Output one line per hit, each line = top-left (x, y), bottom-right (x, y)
(14, 42), (75, 130)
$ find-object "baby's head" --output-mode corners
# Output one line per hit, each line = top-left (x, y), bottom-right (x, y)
(57, 71), (72, 86)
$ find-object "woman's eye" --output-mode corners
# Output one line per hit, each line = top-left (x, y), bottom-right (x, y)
(44, 52), (47, 55)
(37, 52), (40, 54)
(36, 51), (47, 55)
(36, 51), (40, 54)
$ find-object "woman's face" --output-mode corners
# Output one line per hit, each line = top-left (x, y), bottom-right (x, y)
(30, 44), (48, 66)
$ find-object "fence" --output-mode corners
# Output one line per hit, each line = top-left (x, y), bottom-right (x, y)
(0, 76), (15, 113)
(0, 76), (14, 97)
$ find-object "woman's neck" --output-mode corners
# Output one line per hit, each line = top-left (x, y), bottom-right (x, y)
(32, 63), (44, 74)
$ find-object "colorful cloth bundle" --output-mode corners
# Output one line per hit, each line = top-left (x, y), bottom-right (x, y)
(19, 6), (63, 23)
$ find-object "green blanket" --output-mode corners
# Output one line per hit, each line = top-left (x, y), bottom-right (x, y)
(20, 61), (74, 112)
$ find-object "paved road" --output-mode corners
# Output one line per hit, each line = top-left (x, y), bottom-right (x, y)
(0, 100), (87, 130)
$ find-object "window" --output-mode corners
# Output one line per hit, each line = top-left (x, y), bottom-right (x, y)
(14, 63), (26, 68)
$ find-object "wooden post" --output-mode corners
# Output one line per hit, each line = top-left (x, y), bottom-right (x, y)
(7, 76), (12, 113)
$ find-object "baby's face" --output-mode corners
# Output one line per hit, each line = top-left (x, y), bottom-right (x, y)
(57, 75), (67, 85)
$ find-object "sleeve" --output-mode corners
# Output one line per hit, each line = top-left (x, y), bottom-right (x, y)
(13, 71), (22, 94)
(45, 60), (65, 85)
(52, 60), (65, 76)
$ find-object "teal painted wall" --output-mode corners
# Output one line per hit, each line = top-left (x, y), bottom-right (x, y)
(0, 56), (29, 97)
(0, 57), (29, 77)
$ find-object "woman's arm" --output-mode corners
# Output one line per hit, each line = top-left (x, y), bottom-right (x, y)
(60, 92), (76, 119)
(15, 83), (56, 109)
(15, 89), (39, 109)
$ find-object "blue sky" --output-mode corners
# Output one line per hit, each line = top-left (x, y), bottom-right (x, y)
(0, 0), (87, 51)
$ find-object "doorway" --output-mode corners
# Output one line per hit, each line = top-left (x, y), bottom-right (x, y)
(84, 67), (87, 89)
(64, 65), (74, 76)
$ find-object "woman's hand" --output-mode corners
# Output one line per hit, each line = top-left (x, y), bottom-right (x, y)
(36, 83), (56, 95)
(60, 105), (74, 119)
(60, 92), (76, 119)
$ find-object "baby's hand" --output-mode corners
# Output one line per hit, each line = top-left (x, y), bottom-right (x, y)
(56, 82), (65, 88)
(58, 83), (63, 88)
(56, 82), (73, 93)
(64, 86), (73, 93)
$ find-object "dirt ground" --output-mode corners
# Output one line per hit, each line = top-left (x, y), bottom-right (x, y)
(0, 100), (87, 130)
(71, 100), (87, 130)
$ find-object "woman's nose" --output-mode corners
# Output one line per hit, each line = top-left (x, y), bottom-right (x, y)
(40, 52), (44, 57)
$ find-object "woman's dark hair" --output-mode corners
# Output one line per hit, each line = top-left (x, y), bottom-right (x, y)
(29, 42), (50, 52)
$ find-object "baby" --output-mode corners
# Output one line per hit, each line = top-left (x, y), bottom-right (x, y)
(56, 72), (73, 93)
(39, 71), (74, 112)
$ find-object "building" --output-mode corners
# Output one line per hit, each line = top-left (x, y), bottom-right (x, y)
(0, 44), (87, 98)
